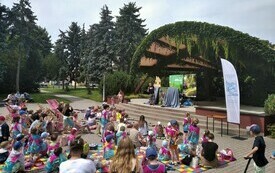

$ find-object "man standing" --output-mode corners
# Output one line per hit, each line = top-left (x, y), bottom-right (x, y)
(0, 115), (9, 143)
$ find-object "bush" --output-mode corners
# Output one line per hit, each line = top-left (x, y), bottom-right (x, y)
(264, 94), (275, 115)
(267, 124), (275, 138)
(99, 71), (133, 96)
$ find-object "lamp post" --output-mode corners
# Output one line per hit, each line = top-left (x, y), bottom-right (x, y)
(103, 73), (106, 102)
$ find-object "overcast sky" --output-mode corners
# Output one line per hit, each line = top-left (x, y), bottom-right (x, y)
(2, 0), (275, 44)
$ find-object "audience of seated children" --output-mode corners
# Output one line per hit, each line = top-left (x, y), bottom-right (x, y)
(142, 147), (166, 173)
(116, 126), (126, 145)
(103, 134), (115, 160)
(47, 133), (60, 155)
(0, 141), (10, 164)
(67, 128), (78, 146)
(3, 141), (25, 172)
(45, 147), (67, 173)
(158, 140), (171, 161)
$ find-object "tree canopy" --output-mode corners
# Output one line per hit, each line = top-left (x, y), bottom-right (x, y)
(131, 21), (275, 106)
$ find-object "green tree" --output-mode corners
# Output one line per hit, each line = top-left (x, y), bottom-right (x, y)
(114, 2), (147, 72)
(9, 0), (37, 92)
(59, 22), (82, 89)
(85, 5), (115, 83)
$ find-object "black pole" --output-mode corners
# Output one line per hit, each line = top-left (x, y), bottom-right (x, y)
(244, 158), (252, 173)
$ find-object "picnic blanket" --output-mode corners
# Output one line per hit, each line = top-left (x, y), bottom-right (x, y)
(161, 153), (234, 173)
(0, 155), (47, 173)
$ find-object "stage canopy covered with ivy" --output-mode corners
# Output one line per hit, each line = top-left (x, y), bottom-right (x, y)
(131, 21), (275, 106)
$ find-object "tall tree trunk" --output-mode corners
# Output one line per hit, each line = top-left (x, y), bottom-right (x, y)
(74, 81), (76, 89)
(62, 80), (64, 90)
(16, 55), (21, 92)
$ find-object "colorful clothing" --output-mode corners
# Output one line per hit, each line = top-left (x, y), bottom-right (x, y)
(154, 125), (164, 137)
(188, 124), (200, 145)
(3, 149), (25, 173)
(11, 123), (22, 139)
(67, 134), (76, 146)
(40, 140), (48, 156)
(28, 134), (43, 154)
(103, 141), (115, 160)
(183, 117), (191, 132)
(48, 141), (60, 155)
(147, 135), (157, 150)
(116, 131), (126, 145)
(158, 147), (171, 161)
(143, 163), (166, 173)
(45, 153), (67, 173)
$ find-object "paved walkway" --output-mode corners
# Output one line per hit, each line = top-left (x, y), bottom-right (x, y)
(0, 95), (274, 173)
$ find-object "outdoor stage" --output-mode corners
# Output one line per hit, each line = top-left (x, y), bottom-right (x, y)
(116, 98), (274, 136)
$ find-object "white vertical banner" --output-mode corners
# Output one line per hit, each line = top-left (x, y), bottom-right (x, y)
(221, 58), (240, 124)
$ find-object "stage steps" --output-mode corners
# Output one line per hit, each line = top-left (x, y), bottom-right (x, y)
(115, 102), (248, 136)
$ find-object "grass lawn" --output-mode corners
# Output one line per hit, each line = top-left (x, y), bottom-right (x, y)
(43, 87), (102, 102)
(0, 93), (70, 104)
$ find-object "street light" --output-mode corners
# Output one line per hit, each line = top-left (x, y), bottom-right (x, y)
(102, 73), (106, 102)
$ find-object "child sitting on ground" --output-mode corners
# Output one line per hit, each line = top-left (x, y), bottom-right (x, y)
(11, 116), (22, 142)
(154, 121), (165, 138)
(0, 141), (10, 164)
(28, 128), (43, 161)
(158, 140), (171, 161)
(147, 131), (157, 151)
(103, 123), (115, 143)
(103, 134), (115, 160)
(116, 126), (126, 145)
(67, 128), (78, 146)
(143, 147), (166, 173)
(45, 147), (67, 173)
(40, 132), (49, 157)
(200, 129), (210, 144)
(3, 141), (25, 172)
(116, 118), (126, 133)
(48, 133), (60, 155)
(183, 112), (191, 144)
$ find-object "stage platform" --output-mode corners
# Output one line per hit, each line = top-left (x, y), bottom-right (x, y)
(115, 99), (274, 136)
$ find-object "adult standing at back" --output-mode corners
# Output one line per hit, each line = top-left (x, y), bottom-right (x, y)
(110, 136), (142, 173)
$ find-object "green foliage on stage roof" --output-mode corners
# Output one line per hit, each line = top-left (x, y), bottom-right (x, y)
(264, 94), (275, 115)
(131, 21), (275, 106)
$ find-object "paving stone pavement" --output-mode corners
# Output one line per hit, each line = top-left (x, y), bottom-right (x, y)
(0, 95), (274, 173)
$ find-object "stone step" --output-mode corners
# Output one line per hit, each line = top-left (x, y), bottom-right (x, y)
(116, 103), (248, 136)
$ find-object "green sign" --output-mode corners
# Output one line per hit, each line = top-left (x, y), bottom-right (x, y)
(169, 75), (184, 91)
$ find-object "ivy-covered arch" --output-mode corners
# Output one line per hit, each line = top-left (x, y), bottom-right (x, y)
(131, 21), (275, 106)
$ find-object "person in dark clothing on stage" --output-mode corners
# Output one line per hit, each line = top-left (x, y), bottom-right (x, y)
(147, 83), (155, 105)
(245, 124), (268, 172)
(0, 115), (10, 143)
